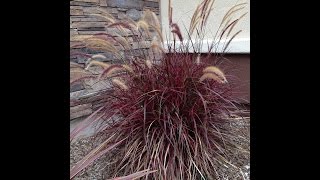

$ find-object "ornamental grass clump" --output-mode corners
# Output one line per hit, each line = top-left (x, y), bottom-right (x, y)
(70, 0), (249, 179)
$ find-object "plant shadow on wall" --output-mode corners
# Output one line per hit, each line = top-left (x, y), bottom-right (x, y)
(70, 0), (249, 179)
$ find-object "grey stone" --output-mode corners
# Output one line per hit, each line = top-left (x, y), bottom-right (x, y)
(70, 29), (79, 36)
(144, 1), (159, 8)
(70, 108), (92, 120)
(77, 30), (108, 35)
(70, 103), (92, 114)
(70, 104), (92, 120)
(70, 1), (97, 7)
(131, 41), (151, 49)
(105, 7), (118, 14)
(117, 12), (127, 20)
(70, 89), (89, 100)
(83, 7), (103, 14)
(77, 27), (105, 31)
(107, 0), (143, 10)
(126, 9), (141, 21)
(71, 83), (85, 92)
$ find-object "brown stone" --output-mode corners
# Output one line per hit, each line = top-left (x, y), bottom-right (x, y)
(105, 7), (118, 14)
(100, 0), (108, 7)
(70, 108), (92, 120)
(70, 29), (79, 36)
(77, 30), (108, 35)
(106, 27), (134, 36)
(70, 103), (92, 113)
(143, 7), (160, 15)
(70, 6), (83, 10)
(144, 1), (159, 8)
(83, 7), (104, 14)
(70, 9), (84, 16)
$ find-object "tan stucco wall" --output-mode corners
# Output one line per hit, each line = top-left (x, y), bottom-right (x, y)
(160, 0), (250, 52)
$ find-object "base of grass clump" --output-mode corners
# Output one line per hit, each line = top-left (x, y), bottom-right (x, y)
(70, 109), (250, 180)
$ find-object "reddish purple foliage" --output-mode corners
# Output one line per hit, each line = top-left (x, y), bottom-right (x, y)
(93, 52), (238, 179)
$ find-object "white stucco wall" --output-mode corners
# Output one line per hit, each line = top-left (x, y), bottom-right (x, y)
(160, 0), (250, 53)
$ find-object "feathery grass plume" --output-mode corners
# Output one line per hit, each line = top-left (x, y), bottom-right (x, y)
(97, 8), (116, 20)
(99, 64), (124, 79)
(203, 66), (226, 79)
(145, 59), (153, 69)
(151, 36), (165, 54)
(171, 23), (183, 42)
(124, 17), (139, 33)
(84, 38), (122, 59)
(142, 9), (163, 42)
(219, 13), (246, 41)
(196, 53), (201, 65)
(203, 66), (225, 77)
(93, 33), (117, 42)
(137, 20), (150, 35)
(150, 24), (164, 43)
(85, 60), (110, 70)
(226, 12), (248, 37)
(137, 20), (149, 30)
(143, 9), (160, 30)
(114, 34), (131, 50)
(221, 3), (247, 27)
(91, 54), (107, 60)
(84, 38), (117, 52)
(122, 64), (134, 74)
(189, 0), (215, 35)
(70, 43), (86, 49)
(199, 0), (215, 29)
(70, 75), (97, 86)
(200, 73), (225, 83)
(216, 3), (247, 40)
(108, 22), (132, 30)
(107, 22), (133, 38)
(168, 0), (173, 25)
(112, 78), (128, 90)
(223, 30), (242, 52)
(201, 0), (215, 28)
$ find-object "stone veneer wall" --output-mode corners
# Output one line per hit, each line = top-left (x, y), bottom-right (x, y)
(70, 0), (160, 120)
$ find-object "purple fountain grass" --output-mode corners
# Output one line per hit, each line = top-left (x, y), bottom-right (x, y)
(70, 0), (249, 179)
